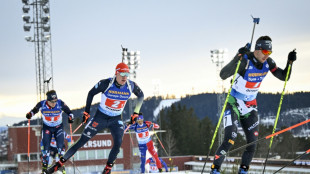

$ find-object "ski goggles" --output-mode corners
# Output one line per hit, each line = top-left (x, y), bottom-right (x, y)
(49, 99), (58, 103)
(119, 72), (129, 77)
(261, 49), (272, 55)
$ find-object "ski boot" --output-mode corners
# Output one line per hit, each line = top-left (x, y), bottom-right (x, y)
(102, 163), (113, 174)
(210, 164), (220, 174)
(158, 168), (162, 173)
(238, 165), (249, 174)
(45, 156), (66, 174)
(210, 169), (220, 174)
(41, 163), (48, 174)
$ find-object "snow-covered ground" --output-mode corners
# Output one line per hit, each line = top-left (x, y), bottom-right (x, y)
(153, 98), (181, 119)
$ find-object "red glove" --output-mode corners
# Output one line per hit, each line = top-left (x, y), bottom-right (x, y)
(82, 112), (90, 124)
(153, 123), (160, 129)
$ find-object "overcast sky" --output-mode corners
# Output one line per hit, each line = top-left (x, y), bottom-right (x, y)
(1, 0), (310, 125)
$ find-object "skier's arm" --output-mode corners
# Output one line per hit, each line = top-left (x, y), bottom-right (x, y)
(29, 102), (42, 115)
(59, 100), (73, 115)
(268, 58), (292, 81)
(85, 79), (110, 113)
(132, 82), (144, 113)
(220, 54), (247, 80)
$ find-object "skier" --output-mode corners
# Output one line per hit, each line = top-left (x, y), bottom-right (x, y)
(127, 113), (162, 173)
(210, 36), (297, 174)
(26, 90), (74, 173)
(46, 62), (144, 174)
(146, 157), (168, 173)
(40, 131), (72, 174)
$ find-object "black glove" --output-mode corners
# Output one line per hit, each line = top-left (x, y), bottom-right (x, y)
(288, 50), (297, 62)
(82, 111), (90, 124)
(68, 114), (74, 123)
(26, 112), (32, 119)
(130, 112), (139, 124)
(238, 44), (250, 55)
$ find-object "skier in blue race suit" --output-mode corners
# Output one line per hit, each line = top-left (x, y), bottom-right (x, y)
(46, 62), (144, 174)
(26, 90), (74, 173)
(127, 114), (162, 173)
(210, 36), (297, 174)
(146, 157), (168, 173)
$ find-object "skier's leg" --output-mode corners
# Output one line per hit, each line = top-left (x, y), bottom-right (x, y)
(239, 110), (259, 172)
(54, 124), (64, 158)
(107, 115), (124, 165)
(146, 141), (162, 170)
(47, 111), (107, 173)
(139, 144), (147, 173)
(42, 124), (53, 171)
(212, 104), (239, 171)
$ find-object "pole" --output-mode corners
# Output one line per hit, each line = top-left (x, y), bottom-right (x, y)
(262, 57), (293, 173)
(218, 118), (310, 157)
(28, 119), (30, 174)
(273, 148), (310, 174)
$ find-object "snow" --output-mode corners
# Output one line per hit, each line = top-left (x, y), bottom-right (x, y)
(153, 99), (181, 119)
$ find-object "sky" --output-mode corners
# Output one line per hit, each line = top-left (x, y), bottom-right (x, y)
(1, 0), (310, 125)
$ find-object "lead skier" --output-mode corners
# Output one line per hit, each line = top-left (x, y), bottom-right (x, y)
(210, 36), (297, 174)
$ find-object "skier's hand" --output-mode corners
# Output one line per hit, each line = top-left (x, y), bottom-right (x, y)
(82, 111), (90, 124)
(288, 49), (297, 63)
(238, 44), (250, 56)
(68, 113), (74, 123)
(153, 123), (160, 129)
(130, 112), (139, 124)
(26, 112), (33, 119)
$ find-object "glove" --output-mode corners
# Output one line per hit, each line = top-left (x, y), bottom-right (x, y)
(288, 50), (297, 62)
(82, 111), (90, 124)
(238, 44), (250, 55)
(153, 123), (160, 129)
(130, 112), (139, 124)
(68, 113), (74, 123)
(26, 112), (33, 119)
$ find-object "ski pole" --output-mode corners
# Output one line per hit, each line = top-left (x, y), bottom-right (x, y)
(262, 52), (294, 173)
(273, 148), (310, 174)
(27, 119), (30, 174)
(70, 123), (73, 142)
(250, 15), (260, 50)
(152, 126), (169, 157)
(219, 118), (310, 157)
(73, 123), (84, 134)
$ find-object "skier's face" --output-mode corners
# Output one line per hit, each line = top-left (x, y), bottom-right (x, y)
(116, 72), (128, 85)
(47, 99), (57, 107)
(137, 119), (143, 125)
(254, 49), (270, 63)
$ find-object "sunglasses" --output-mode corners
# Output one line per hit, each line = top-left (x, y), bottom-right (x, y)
(261, 49), (272, 55)
(49, 100), (57, 103)
(119, 72), (129, 77)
